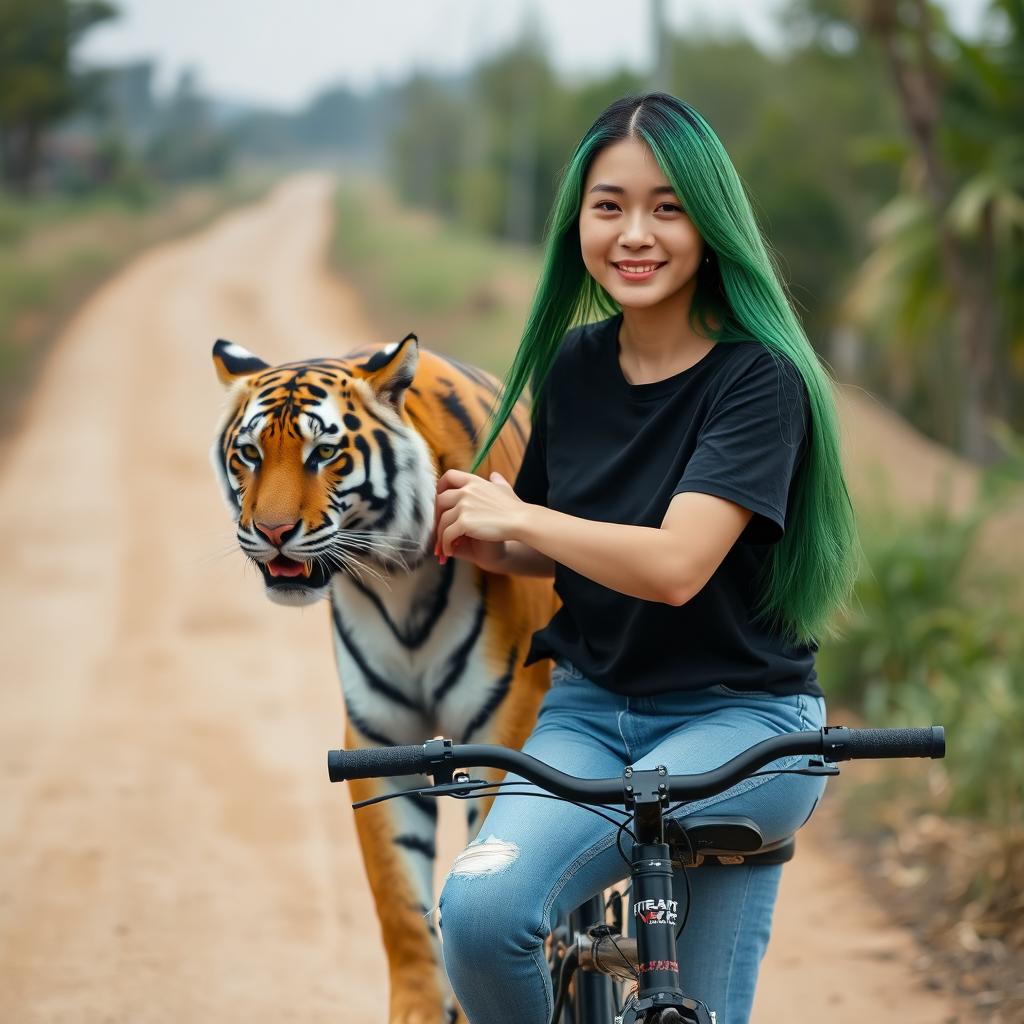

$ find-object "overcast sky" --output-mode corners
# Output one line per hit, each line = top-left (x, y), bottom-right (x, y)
(78, 0), (993, 111)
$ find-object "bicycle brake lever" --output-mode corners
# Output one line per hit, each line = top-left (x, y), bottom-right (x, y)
(750, 759), (840, 779)
(791, 758), (841, 777)
(436, 772), (481, 797)
(351, 777), (495, 810)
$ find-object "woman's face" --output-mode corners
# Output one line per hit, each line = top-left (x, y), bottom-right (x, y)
(579, 137), (704, 313)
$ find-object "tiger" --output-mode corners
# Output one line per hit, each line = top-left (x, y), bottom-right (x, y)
(210, 333), (556, 1024)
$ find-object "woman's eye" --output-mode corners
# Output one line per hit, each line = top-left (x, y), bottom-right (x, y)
(594, 201), (619, 212)
(240, 444), (261, 462)
(316, 445), (337, 461)
(657, 203), (683, 213)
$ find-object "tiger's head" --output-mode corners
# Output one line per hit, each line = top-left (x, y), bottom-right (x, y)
(211, 334), (437, 606)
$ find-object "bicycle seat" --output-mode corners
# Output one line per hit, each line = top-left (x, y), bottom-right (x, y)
(666, 815), (796, 867)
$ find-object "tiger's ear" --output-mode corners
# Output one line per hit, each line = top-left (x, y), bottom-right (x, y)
(212, 339), (270, 386)
(357, 333), (419, 408)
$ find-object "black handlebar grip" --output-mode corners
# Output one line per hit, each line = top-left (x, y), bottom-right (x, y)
(822, 726), (945, 762)
(327, 744), (431, 782)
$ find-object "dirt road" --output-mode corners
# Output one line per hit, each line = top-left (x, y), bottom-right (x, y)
(0, 174), (961, 1022)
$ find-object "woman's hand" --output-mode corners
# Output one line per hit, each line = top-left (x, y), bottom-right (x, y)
(433, 469), (526, 569)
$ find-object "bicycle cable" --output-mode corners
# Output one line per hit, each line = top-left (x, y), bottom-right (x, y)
(451, 786), (638, 840)
(549, 942), (578, 1024)
(352, 780), (638, 840)
(610, 937), (634, 1024)
(598, 925), (640, 984)
(672, 826), (695, 942)
(614, 812), (634, 869)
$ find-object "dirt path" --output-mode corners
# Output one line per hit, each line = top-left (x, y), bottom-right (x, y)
(0, 174), (962, 1023)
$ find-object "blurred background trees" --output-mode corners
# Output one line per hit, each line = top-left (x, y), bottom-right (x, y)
(375, 0), (1024, 464)
(0, 0), (117, 192)
(841, 0), (1024, 461)
(3, 0), (1020, 461)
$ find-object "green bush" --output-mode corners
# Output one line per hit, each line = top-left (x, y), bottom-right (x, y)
(819, 466), (1024, 826)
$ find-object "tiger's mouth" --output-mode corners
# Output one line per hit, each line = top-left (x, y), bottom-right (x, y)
(267, 555), (313, 579)
(254, 554), (331, 592)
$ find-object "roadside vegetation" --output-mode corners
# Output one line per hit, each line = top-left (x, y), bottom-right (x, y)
(331, 181), (536, 373)
(0, 2), (275, 443)
(0, 177), (270, 443)
(381, 2), (1024, 466)
(819, 462), (1024, 1017)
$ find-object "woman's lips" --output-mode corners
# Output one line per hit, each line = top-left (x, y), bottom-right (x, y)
(612, 261), (666, 282)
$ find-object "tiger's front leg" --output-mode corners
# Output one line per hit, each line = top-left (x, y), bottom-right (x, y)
(344, 721), (461, 1024)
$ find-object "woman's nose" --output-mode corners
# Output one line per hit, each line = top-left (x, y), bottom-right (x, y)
(618, 212), (655, 248)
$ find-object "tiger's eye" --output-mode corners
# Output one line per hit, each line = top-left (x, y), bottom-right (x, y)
(241, 444), (261, 462)
(317, 444), (337, 460)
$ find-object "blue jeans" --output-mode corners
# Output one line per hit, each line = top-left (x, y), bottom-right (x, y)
(439, 662), (827, 1024)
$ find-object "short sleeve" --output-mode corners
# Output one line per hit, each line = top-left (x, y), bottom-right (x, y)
(674, 352), (808, 544)
(513, 385), (549, 507)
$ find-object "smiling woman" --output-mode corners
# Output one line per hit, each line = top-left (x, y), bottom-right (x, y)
(464, 92), (858, 647)
(579, 138), (718, 383)
(582, 148), (702, 291)
(433, 92), (860, 1024)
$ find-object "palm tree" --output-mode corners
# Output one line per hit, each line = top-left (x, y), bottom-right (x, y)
(846, 0), (1024, 461)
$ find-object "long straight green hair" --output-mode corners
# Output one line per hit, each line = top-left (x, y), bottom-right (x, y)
(472, 92), (858, 645)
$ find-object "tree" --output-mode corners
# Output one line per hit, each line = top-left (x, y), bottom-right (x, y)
(802, 0), (1024, 460)
(390, 73), (466, 219)
(666, 31), (900, 348)
(144, 68), (232, 182)
(0, 0), (117, 192)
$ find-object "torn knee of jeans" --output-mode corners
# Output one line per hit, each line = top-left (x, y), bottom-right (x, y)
(448, 835), (519, 878)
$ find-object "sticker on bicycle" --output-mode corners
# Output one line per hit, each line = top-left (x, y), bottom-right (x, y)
(633, 897), (678, 925)
(637, 959), (679, 974)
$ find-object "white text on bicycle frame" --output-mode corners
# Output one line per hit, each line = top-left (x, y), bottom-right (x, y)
(633, 898), (678, 925)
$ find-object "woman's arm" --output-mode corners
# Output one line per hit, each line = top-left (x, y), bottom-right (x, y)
(515, 493), (751, 604)
(434, 470), (752, 603)
(471, 539), (556, 578)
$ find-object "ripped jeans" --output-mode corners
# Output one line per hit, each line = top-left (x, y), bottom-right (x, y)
(439, 662), (827, 1024)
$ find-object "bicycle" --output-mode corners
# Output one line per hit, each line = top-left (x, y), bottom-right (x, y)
(327, 724), (946, 1024)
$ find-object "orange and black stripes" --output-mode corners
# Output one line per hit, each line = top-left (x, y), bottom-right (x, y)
(211, 335), (556, 1024)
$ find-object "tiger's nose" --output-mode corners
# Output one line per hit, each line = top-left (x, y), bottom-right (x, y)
(255, 521), (299, 547)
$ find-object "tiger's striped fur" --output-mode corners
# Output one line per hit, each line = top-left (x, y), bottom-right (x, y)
(211, 334), (556, 1024)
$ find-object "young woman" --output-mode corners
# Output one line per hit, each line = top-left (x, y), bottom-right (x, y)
(432, 92), (858, 1024)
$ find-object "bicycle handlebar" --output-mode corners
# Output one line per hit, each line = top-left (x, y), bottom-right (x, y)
(327, 726), (944, 804)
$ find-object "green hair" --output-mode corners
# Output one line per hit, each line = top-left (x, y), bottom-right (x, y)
(472, 92), (859, 645)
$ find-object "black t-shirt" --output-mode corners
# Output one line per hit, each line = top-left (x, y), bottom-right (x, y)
(513, 313), (821, 698)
